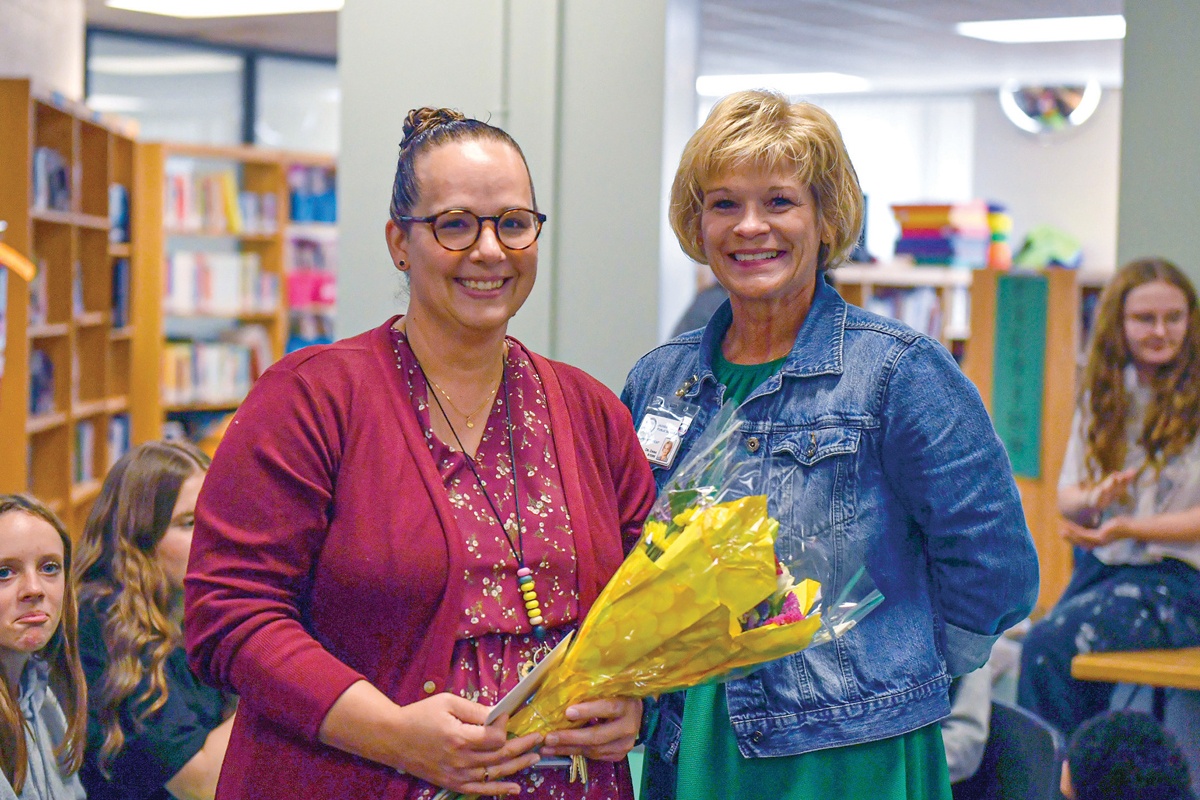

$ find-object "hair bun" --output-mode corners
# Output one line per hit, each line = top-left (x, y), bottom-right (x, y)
(401, 107), (467, 149)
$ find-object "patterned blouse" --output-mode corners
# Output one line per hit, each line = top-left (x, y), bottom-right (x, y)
(392, 327), (631, 800)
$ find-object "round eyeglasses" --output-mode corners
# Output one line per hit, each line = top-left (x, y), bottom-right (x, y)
(397, 208), (547, 251)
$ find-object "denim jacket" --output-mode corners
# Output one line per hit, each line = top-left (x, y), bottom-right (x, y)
(620, 278), (1039, 763)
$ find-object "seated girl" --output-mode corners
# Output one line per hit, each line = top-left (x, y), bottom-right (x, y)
(0, 494), (87, 800)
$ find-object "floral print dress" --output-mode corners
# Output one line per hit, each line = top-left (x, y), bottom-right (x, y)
(392, 328), (631, 800)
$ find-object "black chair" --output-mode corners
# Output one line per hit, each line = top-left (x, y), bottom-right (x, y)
(952, 701), (1065, 800)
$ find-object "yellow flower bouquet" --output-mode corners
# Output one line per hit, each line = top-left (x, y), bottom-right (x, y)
(436, 406), (882, 798)
(507, 403), (883, 736)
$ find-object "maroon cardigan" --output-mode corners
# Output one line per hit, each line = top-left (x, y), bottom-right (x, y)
(184, 318), (657, 798)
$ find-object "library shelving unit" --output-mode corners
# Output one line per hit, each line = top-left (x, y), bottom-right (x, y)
(832, 261), (973, 361)
(964, 267), (1112, 615)
(131, 143), (337, 446)
(0, 78), (140, 533)
(836, 261), (1115, 614)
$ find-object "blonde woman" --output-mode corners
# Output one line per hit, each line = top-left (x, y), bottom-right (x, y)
(0, 495), (86, 800)
(622, 90), (1038, 800)
(74, 442), (233, 800)
(1019, 257), (1200, 738)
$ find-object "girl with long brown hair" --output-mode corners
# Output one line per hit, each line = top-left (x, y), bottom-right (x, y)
(73, 441), (232, 800)
(0, 494), (86, 800)
(1019, 257), (1200, 738)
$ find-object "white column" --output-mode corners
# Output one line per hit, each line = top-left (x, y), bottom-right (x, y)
(0, 0), (85, 100)
(1117, 1), (1200, 281)
(338, 0), (699, 390)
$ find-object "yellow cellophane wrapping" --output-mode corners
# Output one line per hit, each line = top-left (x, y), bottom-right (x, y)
(508, 495), (822, 737)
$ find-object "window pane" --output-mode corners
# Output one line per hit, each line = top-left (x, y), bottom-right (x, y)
(255, 56), (339, 154)
(87, 32), (243, 146)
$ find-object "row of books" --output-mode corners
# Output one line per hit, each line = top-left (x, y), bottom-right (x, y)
(288, 164), (337, 223)
(26, 258), (131, 328)
(285, 232), (337, 310)
(891, 201), (1012, 269)
(161, 341), (254, 407)
(164, 167), (279, 235)
(73, 414), (131, 485)
(32, 147), (71, 212)
(863, 286), (945, 340)
(164, 251), (280, 317)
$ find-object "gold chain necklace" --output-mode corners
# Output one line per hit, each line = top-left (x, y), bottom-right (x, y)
(426, 377), (498, 429)
(398, 319), (503, 429)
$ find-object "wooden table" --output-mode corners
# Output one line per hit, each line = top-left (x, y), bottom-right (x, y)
(1071, 647), (1200, 690)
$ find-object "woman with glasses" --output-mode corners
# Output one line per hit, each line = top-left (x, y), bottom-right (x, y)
(183, 107), (655, 800)
(1019, 257), (1200, 739)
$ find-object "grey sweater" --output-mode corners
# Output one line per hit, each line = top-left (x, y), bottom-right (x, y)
(0, 660), (85, 800)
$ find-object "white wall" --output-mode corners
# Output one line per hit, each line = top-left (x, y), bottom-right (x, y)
(338, 0), (697, 390)
(1118, 1), (1200, 283)
(0, 0), (84, 100)
(974, 88), (1122, 272)
(817, 94), (975, 262)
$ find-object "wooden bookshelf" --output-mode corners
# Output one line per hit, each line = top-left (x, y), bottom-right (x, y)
(0, 78), (139, 535)
(132, 144), (336, 444)
(833, 262), (974, 360)
(836, 262), (1116, 615)
(965, 268), (1113, 615)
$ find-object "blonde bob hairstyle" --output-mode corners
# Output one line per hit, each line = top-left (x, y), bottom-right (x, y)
(670, 90), (864, 270)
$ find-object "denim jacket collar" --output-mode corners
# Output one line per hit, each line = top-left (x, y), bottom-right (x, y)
(688, 275), (846, 402)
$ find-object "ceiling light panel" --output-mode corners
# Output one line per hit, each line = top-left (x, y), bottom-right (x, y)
(696, 72), (870, 96)
(956, 15), (1125, 44)
(89, 54), (243, 75)
(105, 0), (343, 17)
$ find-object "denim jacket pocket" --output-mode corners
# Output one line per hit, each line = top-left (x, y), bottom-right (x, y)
(768, 426), (860, 564)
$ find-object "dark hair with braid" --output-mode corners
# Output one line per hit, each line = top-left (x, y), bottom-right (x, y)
(1081, 257), (1200, 479)
(388, 107), (537, 224)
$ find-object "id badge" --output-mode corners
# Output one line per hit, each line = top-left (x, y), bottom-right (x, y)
(636, 394), (699, 468)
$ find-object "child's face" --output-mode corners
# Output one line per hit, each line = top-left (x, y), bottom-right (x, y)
(0, 511), (66, 661)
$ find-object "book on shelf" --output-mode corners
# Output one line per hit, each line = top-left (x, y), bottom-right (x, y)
(112, 258), (131, 328)
(74, 419), (96, 484)
(27, 259), (48, 326)
(285, 230), (337, 308)
(29, 348), (55, 415)
(72, 261), (85, 317)
(893, 236), (991, 267)
(891, 201), (991, 233)
(109, 184), (130, 243)
(288, 164), (337, 223)
(32, 147), (71, 212)
(108, 413), (131, 469)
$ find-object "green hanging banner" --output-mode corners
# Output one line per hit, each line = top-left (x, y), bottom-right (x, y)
(991, 273), (1048, 478)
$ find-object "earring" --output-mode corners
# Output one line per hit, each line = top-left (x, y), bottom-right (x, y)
(397, 260), (406, 268)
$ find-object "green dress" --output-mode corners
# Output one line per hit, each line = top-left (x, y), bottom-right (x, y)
(658, 347), (952, 800)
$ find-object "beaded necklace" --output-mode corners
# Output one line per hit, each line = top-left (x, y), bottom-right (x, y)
(411, 347), (548, 640)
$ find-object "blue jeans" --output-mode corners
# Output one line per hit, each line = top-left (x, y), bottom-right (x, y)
(1017, 551), (1200, 738)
